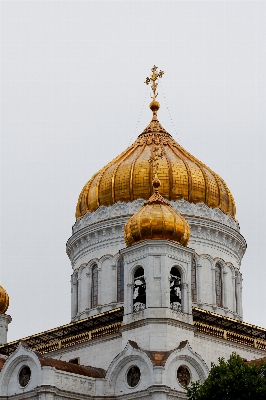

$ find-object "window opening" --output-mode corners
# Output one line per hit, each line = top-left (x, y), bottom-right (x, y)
(91, 265), (98, 308)
(170, 267), (182, 311)
(133, 267), (146, 312)
(215, 264), (223, 307)
(117, 256), (124, 302)
(191, 258), (197, 302)
(69, 358), (80, 365)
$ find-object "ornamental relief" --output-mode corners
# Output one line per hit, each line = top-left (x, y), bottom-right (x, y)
(72, 199), (239, 234)
(55, 373), (95, 394)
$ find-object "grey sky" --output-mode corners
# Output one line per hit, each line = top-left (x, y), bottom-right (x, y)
(1, 0), (266, 341)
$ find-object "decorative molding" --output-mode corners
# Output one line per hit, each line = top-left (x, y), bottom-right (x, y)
(68, 198), (245, 269)
(72, 199), (239, 233)
(54, 371), (95, 394)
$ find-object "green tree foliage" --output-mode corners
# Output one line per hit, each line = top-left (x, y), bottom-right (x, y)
(186, 353), (266, 400)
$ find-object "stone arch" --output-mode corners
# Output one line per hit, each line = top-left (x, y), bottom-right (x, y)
(169, 264), (189, 314)
(105, 342), (153, 395)
(91, 263), (99, 308)
(199, 254), (215, 267)
(129, 262), (146, 283)
(213, 258), (225, 308)
(225, 262), (237, 313)
(99, 254), (114, 265)
(169, 265), (183, 312)
(0, 345), (42, 396)
(130, 265), (146, 313)
(164, 342), (209, 390)
(197, 254), (215, 305)
(169, 263), (187, 283)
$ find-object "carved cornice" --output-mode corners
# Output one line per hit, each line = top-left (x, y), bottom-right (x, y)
(67, 209), (245, 268)
(72, 199), (239, 234)
(121, 240), (194, 264)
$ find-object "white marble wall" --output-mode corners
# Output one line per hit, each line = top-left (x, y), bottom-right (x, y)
(0, 314), (11, 345)
(71, 244), (242, 323)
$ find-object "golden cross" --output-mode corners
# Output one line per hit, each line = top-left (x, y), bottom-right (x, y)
(145, 65), (164, 101)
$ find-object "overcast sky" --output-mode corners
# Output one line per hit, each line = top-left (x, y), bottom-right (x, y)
(1, 0), (266, 342)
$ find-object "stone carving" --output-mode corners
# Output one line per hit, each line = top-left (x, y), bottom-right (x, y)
(54, 372), (95, 394)
(177, 365), (190, 387)
(68, 200), (245, 268)
(72, 199), (239, 234)
(127, 366), (141, 387)
(19, 366), (31, 387)
(67, 214), (245, 268)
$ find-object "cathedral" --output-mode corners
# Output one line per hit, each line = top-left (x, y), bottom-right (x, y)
(0, 67), (265, 399)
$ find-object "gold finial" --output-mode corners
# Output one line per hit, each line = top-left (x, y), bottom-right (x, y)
(149, 146), (163, 191)
(145, 65), (164, 120)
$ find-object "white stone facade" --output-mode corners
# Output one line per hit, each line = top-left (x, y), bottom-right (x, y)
(1, 194), (265, 400)
(0, 314), (12, 345)
(68, 201), (245, 322)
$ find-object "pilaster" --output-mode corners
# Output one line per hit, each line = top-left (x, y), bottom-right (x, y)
(0, 313), (12, 345)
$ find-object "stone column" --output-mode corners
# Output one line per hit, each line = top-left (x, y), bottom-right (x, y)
(112, 264), (117, 303)
(196, 262), (202, 303)
(181, 282), (189, 314)
(126, 283), (133, 315)
(97, 265), (102, 306)
(71, 273), (78, 320)
(232, 270), (236, 313)
(222, 270), (228, 309)
(0, 314), (12, 345)
(77, 277), (81, 314)
(211, 266), (216, 305)
(239, 273), (243, 318)
(86, 271), (91, 310)
(235, 272), (243, 317)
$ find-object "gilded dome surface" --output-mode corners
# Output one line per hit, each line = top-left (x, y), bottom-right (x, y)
(76, 119), (236, 219)
(0, 285), (9, 314)
(124, 185), (190, 247)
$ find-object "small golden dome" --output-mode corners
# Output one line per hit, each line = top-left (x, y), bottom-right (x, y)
(124, 180), (190, 247)
(0, 285), (9, 314)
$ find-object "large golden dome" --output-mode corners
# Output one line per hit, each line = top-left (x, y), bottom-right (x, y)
(124, 179), (190, 247)
(76, 117), (236, 219)
(0, 285), (9, 314)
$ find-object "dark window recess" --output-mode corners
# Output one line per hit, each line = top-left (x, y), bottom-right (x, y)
(69, 357), (79, 364)
(117, 256), (124, 302)
(170, 267), (182, 311)
(69, 358), (80, 365)
(191, 258), (197, 302)
(215, 264), (223, 307)
(133, 267), (146, 312)
(91, 265), (98, 308)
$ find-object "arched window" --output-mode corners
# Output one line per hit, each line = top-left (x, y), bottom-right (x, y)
(133, 267), (146, 312)
(191, 258), (197, 302)
(215, 263), (223, 307)
(170, 267), (182, 311)
(117, 256), (124, 303)
(91, 265), (98, 308)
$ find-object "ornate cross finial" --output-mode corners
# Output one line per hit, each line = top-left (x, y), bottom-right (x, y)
(145, 65), (164, 101)
(145, 66), (164, 120)
(149, 146), (163, 192)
